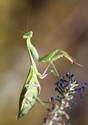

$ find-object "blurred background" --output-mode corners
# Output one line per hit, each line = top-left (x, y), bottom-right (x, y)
(0, 0), (88, 125)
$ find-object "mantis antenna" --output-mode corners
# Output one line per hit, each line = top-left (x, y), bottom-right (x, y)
(26, 5), (33, 32)
(8, 27), (25, 34)
(1, 24), (25, 34)
(10, 6), (33, 34)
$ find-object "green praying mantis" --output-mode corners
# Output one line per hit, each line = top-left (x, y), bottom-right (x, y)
(16, 30), (82, 120)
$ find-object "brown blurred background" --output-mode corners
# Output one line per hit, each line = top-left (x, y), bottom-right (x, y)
(0, 0), (88, 125)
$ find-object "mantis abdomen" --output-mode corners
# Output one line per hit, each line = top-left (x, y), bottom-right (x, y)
(17, 67), (40, 120)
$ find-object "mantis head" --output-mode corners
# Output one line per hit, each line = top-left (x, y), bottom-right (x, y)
(23, 31), (33, 39)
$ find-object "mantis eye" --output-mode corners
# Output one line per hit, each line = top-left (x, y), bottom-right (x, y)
(23, 35), (27, 39)
(29, 34), (32, 38)
(29, 31), (33, 37)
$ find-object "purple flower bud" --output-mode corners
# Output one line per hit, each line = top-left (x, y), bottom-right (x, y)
(71, 74), (75, 81)
(60, 77), (64, 82)
(57, 95), (62, 100)
(71, 74), (74, 77)
(60, 82), (64, 89)
(55, 87), (58, 91)
(66, 71), (70, 77)
(51, 97), (56, 101)
(84, 83), (88, 85)
(55, 82), (59, 85)
(80, 94), (83, 99)
(76, 89), (81, 93)
(72, 102), (76, 106)
(76, 82), (78, 84)
(81, 87), (85, 92)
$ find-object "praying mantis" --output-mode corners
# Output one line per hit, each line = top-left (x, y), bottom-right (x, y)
(17, 30), (82, 120)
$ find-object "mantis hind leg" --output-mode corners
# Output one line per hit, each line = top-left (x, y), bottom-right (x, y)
(39, 49), (82, 66)
(38, 49), (73, 63)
